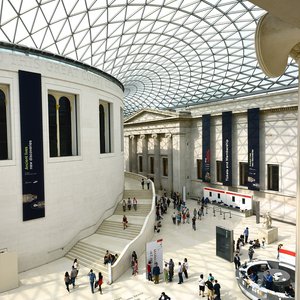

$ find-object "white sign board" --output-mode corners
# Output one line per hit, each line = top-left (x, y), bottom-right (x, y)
(146, 239), (163, 275)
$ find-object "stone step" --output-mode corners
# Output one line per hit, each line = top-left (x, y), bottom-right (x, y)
(96, 221), (142, 240)
(65, 252), (108, 274)
(124, 190), (152, 198)
(70, 246), (102, 261)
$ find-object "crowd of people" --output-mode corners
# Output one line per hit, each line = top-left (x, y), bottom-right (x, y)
(63, 187), (294, 299)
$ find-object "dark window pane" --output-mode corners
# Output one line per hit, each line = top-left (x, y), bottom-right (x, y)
(59, 97), (72, 156)
(48, 94), (57, 157)
(99, 104), (105, 153)
(197, 159), (202, 179)
(0, 90), (8, 160)
(268, 164), (279, 191)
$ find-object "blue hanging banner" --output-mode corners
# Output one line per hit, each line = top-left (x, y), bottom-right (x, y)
(222, 111), (232, 186)
(248, 108), (260, 191)
(19, 70), (45, 221)
(202, 114), (211, 182)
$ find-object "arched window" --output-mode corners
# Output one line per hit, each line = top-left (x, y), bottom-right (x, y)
(48, 94), (57, 157)
(0, 89), (8, 160)
(59, 97), (72, 156)
(99, 104), (105, 153)
(99, 101), (112, 154)
(48, 91), (78, 157)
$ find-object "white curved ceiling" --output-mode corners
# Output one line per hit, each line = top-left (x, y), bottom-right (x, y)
(0, 0), (297, 115)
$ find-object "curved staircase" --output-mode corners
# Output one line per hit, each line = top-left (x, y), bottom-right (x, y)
(65, 175), (153, 280)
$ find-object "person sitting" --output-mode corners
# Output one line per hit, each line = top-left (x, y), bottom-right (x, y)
(284, 284), (295, 297)
(252, 239), (261, 249)
(104, 250), (110, 264)
(123, 215), (128, 229)
(249, 271), (258, 283)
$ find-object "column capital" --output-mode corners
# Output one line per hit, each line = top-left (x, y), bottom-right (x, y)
(139, 134), (146, 140)
(151, 133), (158, 139)
(129, 135), (135, 140)
(165, 133), (172, 139)
(255, 13), (300, 77)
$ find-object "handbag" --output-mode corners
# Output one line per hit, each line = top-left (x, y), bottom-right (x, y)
(94, 281), (99, 288)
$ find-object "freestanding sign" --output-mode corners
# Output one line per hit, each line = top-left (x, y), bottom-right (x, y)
(19, 70), (45, 221)
(222, 111), (232, 186)
(202, 114), (211, 182)
(146, 239), (163, 277)
(216, 226), (234, 262)
(248, 108), (260, 191)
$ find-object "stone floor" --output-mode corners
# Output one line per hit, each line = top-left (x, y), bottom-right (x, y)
(0, 199), (295, 300)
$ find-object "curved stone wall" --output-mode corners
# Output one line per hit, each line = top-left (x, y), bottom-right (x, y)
(0, 49), (124, 271)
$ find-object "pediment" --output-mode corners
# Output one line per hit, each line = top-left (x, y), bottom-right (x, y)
(125, 109), (177, 124)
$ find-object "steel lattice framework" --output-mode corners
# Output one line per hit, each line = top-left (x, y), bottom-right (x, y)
(0, 0), (298, 116)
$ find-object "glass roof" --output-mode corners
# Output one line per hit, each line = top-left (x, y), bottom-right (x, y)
(0, 0), (297, 116)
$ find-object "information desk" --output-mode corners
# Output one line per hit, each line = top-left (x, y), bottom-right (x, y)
(263, 269), (290, 292)
(236, 260), (295, 300)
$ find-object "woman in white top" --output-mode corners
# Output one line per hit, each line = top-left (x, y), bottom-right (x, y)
(183, 258), (189, 279)
(199, 274), (205, 297)
(73, 258), (79, 276)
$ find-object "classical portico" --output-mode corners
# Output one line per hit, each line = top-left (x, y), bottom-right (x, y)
(124, 109), (192, 194)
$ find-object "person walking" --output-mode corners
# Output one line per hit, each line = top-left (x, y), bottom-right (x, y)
(205, 279), (214, 300)
(123, 215), (128, 229)
(73, 258), (79, 276)
(70, 266), (77, 288)
(127, 197), (132, 210)
(168, 259), (174, 282)
(97, 272), (103, 294)
(248, 246), (254, 261)
(183, 258), (189, 279)
(64, 271), (71, 293)
(122, 199), (126, 212)
(192, 215), (196, 231)
(199, 274), (205, 297)
(133, 197), (138, 211)
(133, 259), (139, 276)
(277, 243), (283, 259)
(141, 178), (145, 189)
(244, 227), (249, 244)
(178, 262), (183, 284)
(153, 262), (160, 284)
(163, 263), (168, 283)
(88, 269), (96, 294)
(147, 261), (153, 281)
(172, 211), (176, 224)
(146, 178), (151, 189)
(213, 280), (221, 300)
(234, 253), (241, 269)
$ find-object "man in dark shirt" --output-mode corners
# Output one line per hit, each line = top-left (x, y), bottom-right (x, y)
(205, 279), (214, 300)
(213, 280), (221, 300)
(152, 262), (160, 284)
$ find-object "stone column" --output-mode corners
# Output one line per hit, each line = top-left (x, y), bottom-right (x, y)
(152, 133), (161, 190)
(129, 135), (137, 173)
(171, 132), (188, 195)
(140, 134), (148, 176)
(166, 133), (173, 194)
(124, 135), (130, 171)
(255, 13), (300, 298)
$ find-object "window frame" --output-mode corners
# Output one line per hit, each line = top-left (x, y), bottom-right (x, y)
(196, 159), (202, 179)
(216, 160), (222, 183)
(239, 162), (248, 187)
(99, 100), (113, 154)
(267, 164), (279, 191)
(0, 85), (10, 160)
(162, 156), (168, 177)
(48, 90), (79, 158)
